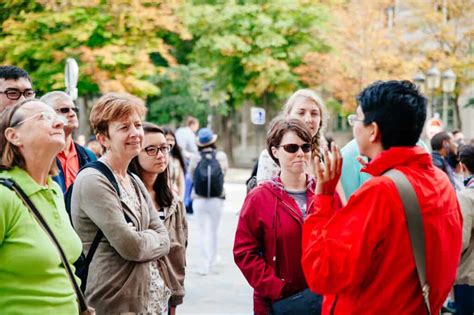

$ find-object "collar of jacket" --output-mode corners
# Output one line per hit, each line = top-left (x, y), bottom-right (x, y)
(464, 175), (474, 188)
(261, 175), (316, 218)
(162, 196), (180, 219)
(361, 146), (432, 177)
(264, 174), (316, 197)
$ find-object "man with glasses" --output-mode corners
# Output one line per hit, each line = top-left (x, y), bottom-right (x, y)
(302, 80), (462, 314)
(0, 66), (35, 112)
(40, 91), (96, 194)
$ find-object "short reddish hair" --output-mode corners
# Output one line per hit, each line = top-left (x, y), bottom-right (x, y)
(90, 93), (147, 136)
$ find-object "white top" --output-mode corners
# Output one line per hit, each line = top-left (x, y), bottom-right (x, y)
(256, 149), (279, 184)
(175, 126), (198, 160)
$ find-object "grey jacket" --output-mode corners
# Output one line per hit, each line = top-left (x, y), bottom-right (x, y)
(456, 185), (474, 285)
(71, 167), (170, 315)
(157, 197), (188, 306)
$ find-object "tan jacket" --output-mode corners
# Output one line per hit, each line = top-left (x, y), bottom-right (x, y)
(456, 186), (474, 285)
(71, 167), (170, 315)
(157, 197), (188, 306)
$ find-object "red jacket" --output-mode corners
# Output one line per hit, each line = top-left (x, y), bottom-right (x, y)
(302, 147), (463, 314)
(234, 177), (317, 314)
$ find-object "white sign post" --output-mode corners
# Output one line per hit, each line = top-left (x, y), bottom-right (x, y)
(251, 107), (266, 125)
(65, 58), (79, 101)
(251, 107), (266, 158)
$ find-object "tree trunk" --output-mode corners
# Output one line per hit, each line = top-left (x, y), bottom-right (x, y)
(453, 94), (462, 130)
(221, 111), (235, 167)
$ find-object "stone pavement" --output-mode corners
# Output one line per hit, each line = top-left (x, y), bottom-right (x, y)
(180, 169), (254, 315)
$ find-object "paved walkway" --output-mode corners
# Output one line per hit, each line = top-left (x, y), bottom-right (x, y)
(180, 178), (253, 314)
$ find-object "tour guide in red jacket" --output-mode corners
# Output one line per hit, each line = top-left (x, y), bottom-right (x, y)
(302, 80), (463, 315)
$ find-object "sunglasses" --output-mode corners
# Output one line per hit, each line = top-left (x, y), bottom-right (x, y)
(56, 107), (79, 114)
(279, 143), (312, 153)
(144, 145), (171, 156)
(0, 89), (36, 100)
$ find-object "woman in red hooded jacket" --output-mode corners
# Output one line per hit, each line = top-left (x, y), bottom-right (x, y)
(233, 118), (323, 314)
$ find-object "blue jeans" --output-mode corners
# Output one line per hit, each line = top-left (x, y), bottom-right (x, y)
(454, 284), (474, 315)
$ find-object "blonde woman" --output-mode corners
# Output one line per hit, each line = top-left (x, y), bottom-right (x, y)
(256, 89), (327, 184)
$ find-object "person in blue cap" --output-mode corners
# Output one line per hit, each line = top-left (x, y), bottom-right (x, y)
(188, 128), (228, 275)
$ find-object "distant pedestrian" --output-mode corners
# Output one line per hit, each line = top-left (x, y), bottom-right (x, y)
(129, 122), (188, 315)
(189, 127), (227, 275)
(302, 80), (462, 314)
(234, 118), (322, 315)
(256, 89), (326, 184)
(0, 100), (82, 313)
(431, 131), (462, 190)
(71, 93), (170, 314)
(163, 127), (186, 200)
(176, 116), (200, 214)
(175, 116), (199, 160)
(455, 144), (474, 315)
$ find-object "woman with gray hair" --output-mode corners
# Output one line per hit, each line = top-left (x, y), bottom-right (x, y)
(256, 89), (327, 184)
(0, 99), (83, 313)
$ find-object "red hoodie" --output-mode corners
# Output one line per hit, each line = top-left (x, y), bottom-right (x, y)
(302, 146), (463, 314)
(234, 177), (318, 314)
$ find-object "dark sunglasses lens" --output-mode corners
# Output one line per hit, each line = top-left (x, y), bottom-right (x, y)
(283, 144), (299, 153)
(301, 143), (312, 153)
(59, 107), (79, 114)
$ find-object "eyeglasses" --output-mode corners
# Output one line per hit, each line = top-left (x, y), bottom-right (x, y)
(279, 143), (312, 154)
(12, 111), (68, 127)
(347, 114), (364, 126)
(144, 145), (171, 156)
(56, 107), (79, 115)
(0, 89), (36, 100)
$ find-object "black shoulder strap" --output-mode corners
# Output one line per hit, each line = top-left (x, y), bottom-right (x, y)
(384, 169), (431, 315)
(83, 160), (121, 197)
(0, 178), (89, 312)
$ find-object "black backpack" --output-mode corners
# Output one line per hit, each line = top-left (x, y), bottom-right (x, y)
(193, 151), (224, 198)
(65, 160), (132, 292)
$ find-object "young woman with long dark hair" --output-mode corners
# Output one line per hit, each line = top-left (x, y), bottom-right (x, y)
(129, 122), (188, 315)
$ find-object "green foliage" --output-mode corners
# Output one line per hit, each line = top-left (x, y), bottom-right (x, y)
(182, 1), (330, 110)
(0, 1), (187, 97)
(147, 64), (228, 126)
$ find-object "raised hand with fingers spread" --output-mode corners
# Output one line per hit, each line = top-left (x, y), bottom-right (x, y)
(314, 142), (343, 196)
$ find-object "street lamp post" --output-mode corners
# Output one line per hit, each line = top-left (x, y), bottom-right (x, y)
(425, 66), (441, 119)
(202, 82), (215, 129)
(441, 69), (457, 127)
(413, 67), (457, 129)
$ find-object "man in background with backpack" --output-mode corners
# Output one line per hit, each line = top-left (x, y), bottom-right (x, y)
(188, 128), (228, 275)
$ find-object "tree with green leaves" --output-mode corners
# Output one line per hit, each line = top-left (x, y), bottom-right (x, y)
(0, 0), (189, 98)
(182, 0), (330, 163)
